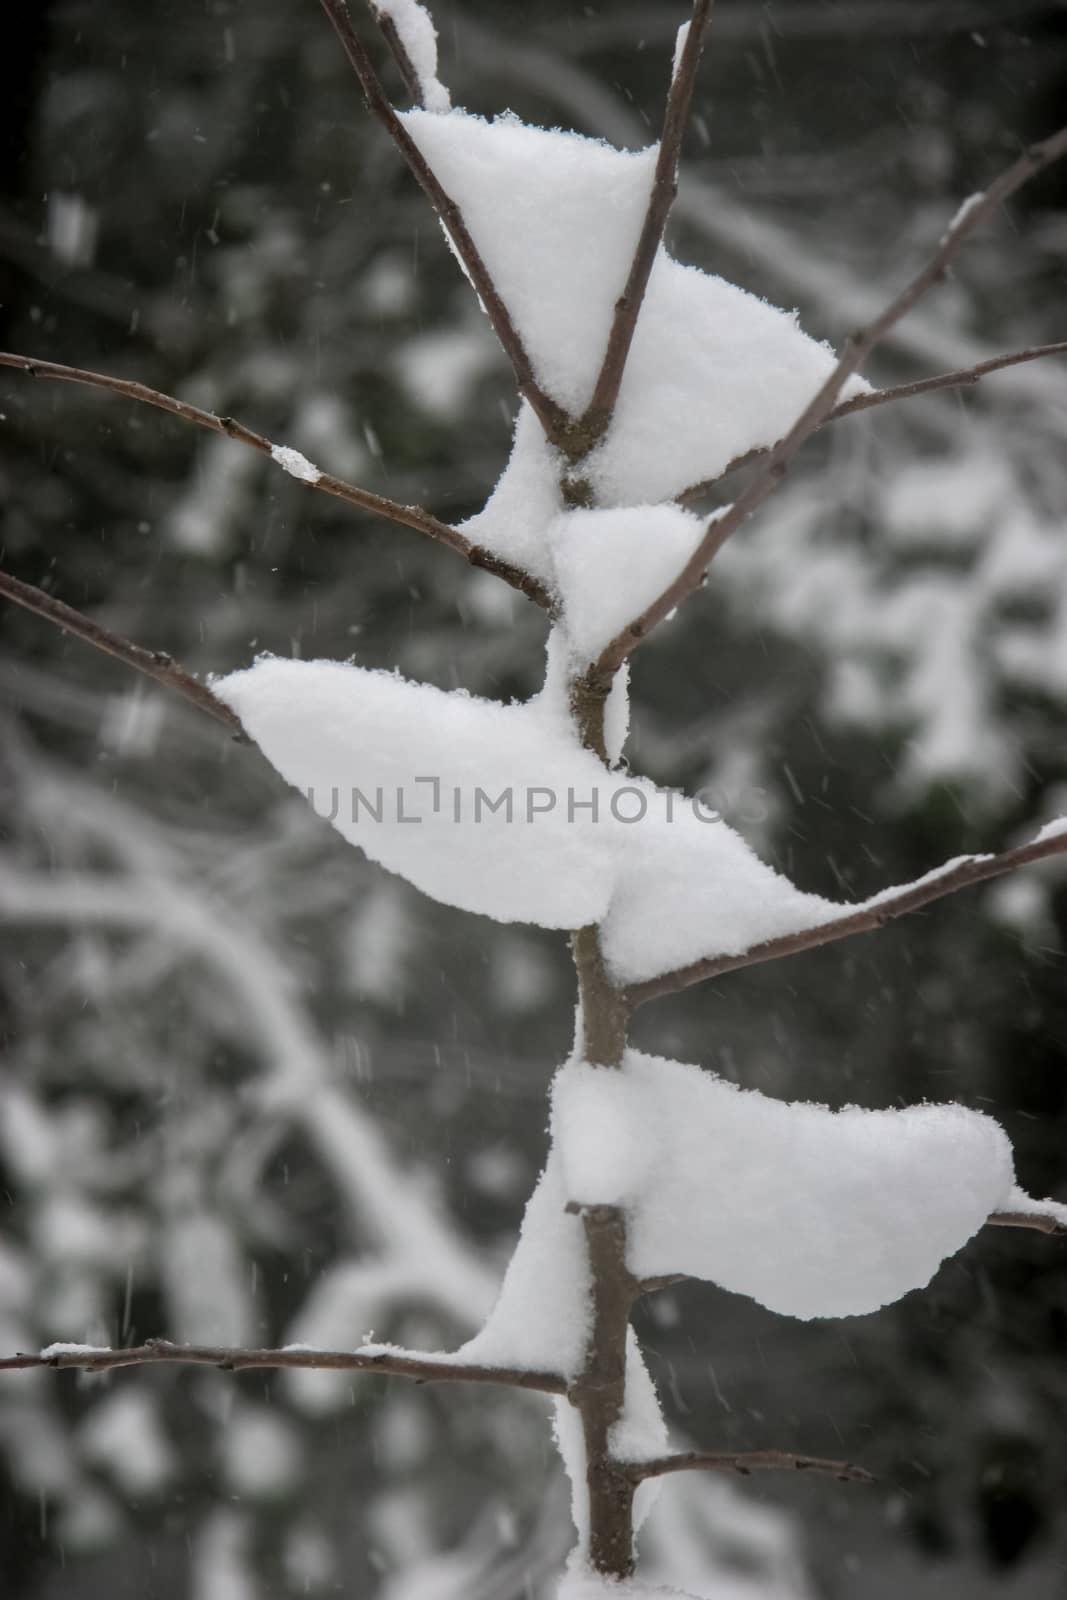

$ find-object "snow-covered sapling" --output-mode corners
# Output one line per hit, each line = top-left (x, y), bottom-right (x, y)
(3, 2), (1067, 1593)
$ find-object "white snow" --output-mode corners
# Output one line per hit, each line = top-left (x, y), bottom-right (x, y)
(943, 189), (985, 241)
(550, 1051), (1028, 1320)
(458, 1145), (591, 1377)
(548, 504), (706, 662)
(599, 790), (839, 985)
(373, 0), (450, 114)
(884, 454), (1014, 549)
(554, 1333), (668, 1552)
(216, 658), (1067, 989)
(79, 1389), (174, 1494)
(401, 110), (656, 416)
(1000, 1185), (1067, 1227)
(215, 655), (845, 983)
(282, 1259), (409, 1414)
(39, 1342), (108, 1359)
(584, 254), (870, 508)
(559, 1575), (704, 1600)
(671, 22), (691, 84)
(401, 107), (869, 527)
(392, 323), (497, 419)
(270, 443), (322, 484)
(457, 402), (562, 584)
(860, 853), (986, 908)
(1034, 816), (1067, 845)
(554, 1060), (650, 1206)
(603, 662), (631, 767)
(161, 1212), (256, 1346)
(216, 656), (619, 933)
(221, 1405), (301, 1498)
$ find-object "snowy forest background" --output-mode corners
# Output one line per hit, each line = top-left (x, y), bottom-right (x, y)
(2, 1), (1067, 1597)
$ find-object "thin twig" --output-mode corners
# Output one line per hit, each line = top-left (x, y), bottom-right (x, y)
(569, 0), (714, 459)
(987, 1210), (1067, 1238)
(589, 123), (1067, 677)
(317, 0), (569, 445)
(0, 570), (246, 737)
(0, 351), (552, 609)
(0, 1338), (566, 1393)
(368, 2), (424, 103)
(625, 1449), (873, 1486)
(686, 338), (1067, 491)
(626, 825), (1067, 1006)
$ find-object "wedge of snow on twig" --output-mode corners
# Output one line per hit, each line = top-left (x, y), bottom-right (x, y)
(402, 107), (869, 528)
(549, 505), (706, 662)
(554, 1052), (1028, 1320)
(214, 656), (841, 979)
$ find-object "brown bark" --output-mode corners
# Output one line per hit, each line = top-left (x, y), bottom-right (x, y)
(566, 684), (640, 1575)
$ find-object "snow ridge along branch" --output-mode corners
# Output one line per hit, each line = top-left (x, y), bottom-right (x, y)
(0, 1340), (566, 1392)
(0, 1343), (879, 1485)
(626, 824), (1067, 1007)
(588, 121), (1067, 679)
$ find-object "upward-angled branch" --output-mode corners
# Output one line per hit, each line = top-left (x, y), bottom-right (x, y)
(317, 0), (570, 445)
(589, 122), (1067, 677)
(0, 351), (552, 609)
(0, 569), (246, 737)
(368, 2), (425, 104)
(626, 823), (1067, 1008)
(685, 338), (1067, 493)
(568, 0), (714, 460)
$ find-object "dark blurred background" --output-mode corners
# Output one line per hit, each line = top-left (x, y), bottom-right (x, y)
(1, 2), (1067, 1597)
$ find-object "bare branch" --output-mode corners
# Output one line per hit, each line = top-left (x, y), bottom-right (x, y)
(688, 338), (1067, 490)
(830, 339), (1067, 424)
(625, 1449), (873, 1486)
(0, 1338), (566, 1393)
(0, 570), (246, 737)
(317, 0), (570, 445)
(569, 0), (714, 459)
(626, 824), (1067, 1007)
(569, 1204), (640, 1578)
(589, 123), (1067, 677)
(0, 351), (552, 609)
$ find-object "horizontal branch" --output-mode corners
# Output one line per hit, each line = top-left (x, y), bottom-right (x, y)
(624, 1449), (873, 1486)
(987, 1209), (1067, 1238)
(569, 0), (713, 458)
(0, 1338), (566, 1394)
(626, 823), (1067, 1006)
(591, 122), (1067, 676)
(317, 0), (569, 445)
(688, 338), (1067, 490)
(0, 351), (551, 609)
(0, 569), (246, 737)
